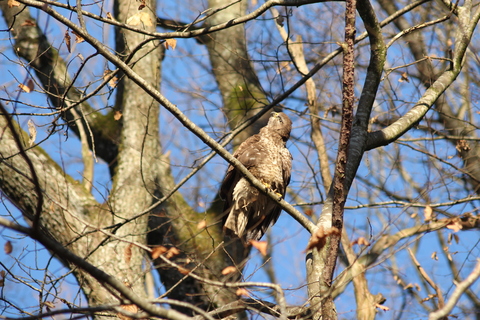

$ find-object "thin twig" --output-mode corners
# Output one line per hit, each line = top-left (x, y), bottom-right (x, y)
(408, 248), (445, 308)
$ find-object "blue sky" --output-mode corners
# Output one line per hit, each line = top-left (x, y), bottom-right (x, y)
(1, 0), (480, 319)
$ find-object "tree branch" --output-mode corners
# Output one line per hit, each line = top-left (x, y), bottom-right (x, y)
(0, 2), (120, 171)
(428, 259), (480, 320)
(366, 2), (480, 150)
(0, 217), (192, 320)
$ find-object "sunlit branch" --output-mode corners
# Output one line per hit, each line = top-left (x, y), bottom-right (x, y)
(0, 103), (43, 230)
(0, 216), (193, 320)
(408, 248), (445, 309)
(386, 15), (450, 49)
(156, 254), (289, 320)
(428, 259), (480, 320)
(366, 3), (480, 149)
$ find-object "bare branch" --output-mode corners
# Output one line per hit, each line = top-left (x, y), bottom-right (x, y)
(429, 259), (480, 320)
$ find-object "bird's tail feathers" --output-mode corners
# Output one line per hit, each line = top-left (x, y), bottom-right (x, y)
(224, 207), (249, 238)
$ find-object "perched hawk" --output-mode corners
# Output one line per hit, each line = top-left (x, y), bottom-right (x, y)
(220, 112), (293, 241)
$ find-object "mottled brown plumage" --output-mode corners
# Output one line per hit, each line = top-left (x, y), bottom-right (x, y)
(220, 112), (293, 241)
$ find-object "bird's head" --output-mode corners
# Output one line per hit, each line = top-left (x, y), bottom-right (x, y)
(267, 112), (292, 141)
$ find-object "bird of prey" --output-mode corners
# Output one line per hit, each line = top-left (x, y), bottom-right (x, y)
(220, 112), (293, 241)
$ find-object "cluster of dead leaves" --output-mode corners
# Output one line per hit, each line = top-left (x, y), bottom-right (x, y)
(305, 226), (341, 251)
(151, 245), (180, 260)
(445, 218), (463, 232)
(103, 70), (119, 89)
(422, 206), (464, 232)
(65, 30), (84, 53)
(150, 246), (190, 274)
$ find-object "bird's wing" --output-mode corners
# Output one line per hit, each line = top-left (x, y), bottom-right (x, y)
(220, 134), (262, 201)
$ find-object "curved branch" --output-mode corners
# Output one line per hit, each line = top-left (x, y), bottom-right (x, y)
(0, 217), (193, 320)
(332, 214), (479, 298)
(366, 3), (480, 150)
(428, 259), (480, 320)
(0, 2), (120, 170)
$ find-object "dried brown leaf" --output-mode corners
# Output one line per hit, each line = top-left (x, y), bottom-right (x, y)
(114, 111), (122, 121)
(399, 72), (409, 83)
(151, 246), (168, 259)
(8, 0), (20, 7)
(446, 219), (462, 232)
(421, 294), (437, 303)
(197, 220), (207, 230)
(71, 30), (85, 43)
(431, 251), (438, 261)
(221, 266), (237, 275)
(104, 70), (118, 88)
(351, 236), (370, 246)
(164, 38), (177, 50)
(138, 0), (146, 10)
(4, 241), (12, 254)
(18, 81), (33, 93)
(177, 266), (190, 275)
(165, 247), (180, 259)
(453, 233), (459, 244)
(106, 12), (114, 20)
(305, 226), (340, 251)
(109, 76), (118, 88)
(424, 205), (433, 222)
(236, 288), (249, 297)
(304, 208), (313, 216)
(44, 301), (55, 310)
(249, 240), (268, 256)
(64, 31), (71, 53)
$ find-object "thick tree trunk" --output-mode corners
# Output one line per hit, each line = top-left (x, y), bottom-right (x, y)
(205, 0), (271, 146)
